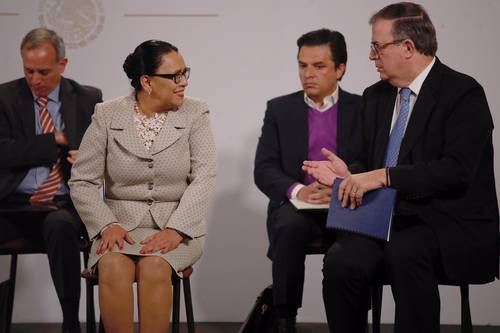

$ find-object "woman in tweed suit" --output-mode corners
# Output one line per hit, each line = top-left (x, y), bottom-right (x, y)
(69, 40), (216, 333)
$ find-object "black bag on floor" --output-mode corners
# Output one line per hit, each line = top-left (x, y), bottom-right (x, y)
(238, 285), (275, 333)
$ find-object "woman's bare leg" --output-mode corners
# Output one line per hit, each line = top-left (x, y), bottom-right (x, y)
(136, 256), (173, 333)
(98, 252), (136, 333)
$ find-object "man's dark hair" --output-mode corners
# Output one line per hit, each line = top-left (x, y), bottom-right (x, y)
(370, 2), (437, 56)
(297, 28), (347, 67)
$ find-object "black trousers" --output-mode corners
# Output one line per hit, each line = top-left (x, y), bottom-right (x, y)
(267, 202), (333, 317)
(0, 195), (85, 330)
(322, 216), (441, 333)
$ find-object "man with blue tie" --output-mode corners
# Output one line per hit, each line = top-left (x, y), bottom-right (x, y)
(0, 28), (101, 333)
(303, 3), (498, 333)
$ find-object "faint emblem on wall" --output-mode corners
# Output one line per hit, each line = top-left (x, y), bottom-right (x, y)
(38, 0), (104, 49)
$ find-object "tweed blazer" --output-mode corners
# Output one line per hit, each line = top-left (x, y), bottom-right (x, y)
(69, 95), (216, 240)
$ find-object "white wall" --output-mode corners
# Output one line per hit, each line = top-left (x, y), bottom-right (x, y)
(0, 0), (499, 325)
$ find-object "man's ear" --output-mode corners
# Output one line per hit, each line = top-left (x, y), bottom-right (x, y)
(403, 40), (416, 58)
(336, 63), (346, 81)
(58, 57), (68, 73)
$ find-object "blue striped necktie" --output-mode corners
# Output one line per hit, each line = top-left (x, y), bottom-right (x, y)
(384, 87), (412, 167)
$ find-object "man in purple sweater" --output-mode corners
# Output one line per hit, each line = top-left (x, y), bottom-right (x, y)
(254, 29), (362, 332)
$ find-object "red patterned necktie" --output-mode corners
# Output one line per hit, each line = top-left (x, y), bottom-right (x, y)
(29, 96), (63, 205)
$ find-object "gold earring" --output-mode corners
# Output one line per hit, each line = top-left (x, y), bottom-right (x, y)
(147, 88), (152, 96)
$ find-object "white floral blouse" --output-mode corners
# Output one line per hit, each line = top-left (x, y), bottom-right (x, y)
(133, 103), (167, 150)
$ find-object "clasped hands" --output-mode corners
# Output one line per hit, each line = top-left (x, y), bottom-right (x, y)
(302, 148), (386, 209)
(97, 224), (183, 255)
(54, 131), (78, 165)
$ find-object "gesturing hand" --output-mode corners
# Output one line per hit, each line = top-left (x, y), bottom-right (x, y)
(139, 228), (183, 255)
(97, 224), (135, 255)
(302, 148), (350, 186)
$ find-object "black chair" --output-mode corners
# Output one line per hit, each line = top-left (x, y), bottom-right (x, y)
(0, 237), (89, 333)
(82, 264), (196, 333)
(371, 278), (473, 333)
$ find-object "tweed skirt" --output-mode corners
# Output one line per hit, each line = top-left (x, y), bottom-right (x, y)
(87, 211), (203, 277)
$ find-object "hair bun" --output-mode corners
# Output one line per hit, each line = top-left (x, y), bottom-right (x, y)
(123, 46), (145, 90)
(123, 52), (141, 79)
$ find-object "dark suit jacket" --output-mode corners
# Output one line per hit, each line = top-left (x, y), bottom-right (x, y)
(0, 77), (102, 200)
(356, 59), (498, 283)
(254, 89), (362, 217)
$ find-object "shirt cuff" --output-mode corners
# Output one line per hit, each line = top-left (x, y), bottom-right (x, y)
(287, 183), (305, 199)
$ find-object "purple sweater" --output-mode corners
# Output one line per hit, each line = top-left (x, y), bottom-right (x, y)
(287, 103), (339, 197)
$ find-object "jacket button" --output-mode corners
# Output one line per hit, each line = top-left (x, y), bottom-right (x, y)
(148, 183), (153, 190)
(147, 199), (153, 205)
(148, 162), (153, 168)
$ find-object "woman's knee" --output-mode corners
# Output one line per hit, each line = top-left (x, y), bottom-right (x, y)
(98, 252), (135, 284)
(137, 256), (172, 285)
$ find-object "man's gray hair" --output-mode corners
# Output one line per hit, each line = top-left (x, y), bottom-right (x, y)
(20, 27), (66, 60)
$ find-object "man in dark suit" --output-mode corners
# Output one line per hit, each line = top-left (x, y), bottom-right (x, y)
(0, 28), (101, 333)
(303, 3), (498, 333)
(254, 29), (361, 332)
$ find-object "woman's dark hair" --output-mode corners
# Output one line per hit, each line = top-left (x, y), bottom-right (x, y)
(123, 40), (178, 91)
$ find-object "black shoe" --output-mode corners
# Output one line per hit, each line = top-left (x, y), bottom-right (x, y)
(62, 328), (81, 333)
(276, 317), (297, 333)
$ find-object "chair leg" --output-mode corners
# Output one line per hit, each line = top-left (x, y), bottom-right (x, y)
(4, 254), (18, 333)
(371, 284), (383, 333)
(0, 280), (8, 333)
(171, 276), (181, 333)
(460, 284), (472, 333)
(86, 281), (96, 333)
(183, 277), (195, 333)
(98, 315), (106, 333)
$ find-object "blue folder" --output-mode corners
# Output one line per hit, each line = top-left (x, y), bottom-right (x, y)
(326, 178), (397, 241)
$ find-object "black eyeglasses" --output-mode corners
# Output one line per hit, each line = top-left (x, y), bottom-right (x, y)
(149, 67), (191, 84)
(370, 39), (406, 55)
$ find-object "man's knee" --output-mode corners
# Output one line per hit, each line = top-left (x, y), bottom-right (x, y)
(269, 204), (314, 241)
(42, 210), (80, 241)
(323, 243), (361, 284)
(323, 237), (381, 285)
(385, 229), (439, 276)
(43, 219), (79, 244)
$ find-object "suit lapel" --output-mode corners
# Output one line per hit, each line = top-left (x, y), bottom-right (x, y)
(337, 89), (350, 158)
(16, 79), (36, 137)
(398, 61), (441, 162)
(290, 94), (309, 165)
(374, 87), (397, 167)
(150, 108), (185, 155)
(59, 78), (79, 149)
(397, 87), (435, 161)
(110, 96), (151, 159)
